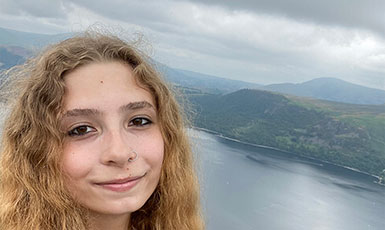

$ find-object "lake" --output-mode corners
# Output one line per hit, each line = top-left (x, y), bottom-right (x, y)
(191, 129), (385, 230)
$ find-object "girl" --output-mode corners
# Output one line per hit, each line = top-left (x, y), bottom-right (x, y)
(0, 32), (204, 230)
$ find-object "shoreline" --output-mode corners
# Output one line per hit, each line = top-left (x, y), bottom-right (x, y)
(192, 126), (384, 186)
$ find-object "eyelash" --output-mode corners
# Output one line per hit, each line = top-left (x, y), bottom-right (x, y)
(67, 117), (152, 137)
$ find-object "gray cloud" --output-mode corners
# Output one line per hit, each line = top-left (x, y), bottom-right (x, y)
(62, 0), (385, 89)
(0, 0), (384, 90)
(190, 0), (385, 37)
(65, 0), (182, 32)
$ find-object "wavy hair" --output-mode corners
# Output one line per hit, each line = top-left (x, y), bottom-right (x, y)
(0, 32), (204, 230)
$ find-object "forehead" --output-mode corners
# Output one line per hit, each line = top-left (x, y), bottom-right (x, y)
(62, 61), (155, 111)
(64, 61), (134, 86)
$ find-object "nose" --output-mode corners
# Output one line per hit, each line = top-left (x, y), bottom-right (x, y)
(100, 129), (137, 167)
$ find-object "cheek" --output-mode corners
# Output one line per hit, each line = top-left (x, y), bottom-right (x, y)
(140, 132), (165, 171)
(150, 147), (164, 171)
(61, 144), (93, 180)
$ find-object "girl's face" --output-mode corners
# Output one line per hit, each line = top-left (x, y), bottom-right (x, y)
(60, 61), (164, 217)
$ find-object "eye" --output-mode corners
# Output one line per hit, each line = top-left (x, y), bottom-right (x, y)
(129, 117), (152, 127)
(68, 125), (96, 136)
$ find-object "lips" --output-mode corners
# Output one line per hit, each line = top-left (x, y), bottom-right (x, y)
(95, 173), (146, 192)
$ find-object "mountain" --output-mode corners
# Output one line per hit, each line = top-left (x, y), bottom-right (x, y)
(0, 27), (261, 94)
(0, 27), (69, 74)
(261, 77), (385, 105)
(2, 27), (385, 104)
(188, 88), (385, 177)
(156, 62), (261, 94)
(0, 27), (71, 48)
(0, 46), (27, 70)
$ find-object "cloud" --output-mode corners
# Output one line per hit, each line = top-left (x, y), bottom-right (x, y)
(0, 0), (384, 90)
(61, 0), (385, 89)
(190, 0), (385, 38)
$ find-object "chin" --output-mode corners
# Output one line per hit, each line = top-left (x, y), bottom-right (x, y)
(92, 197), (149, 216)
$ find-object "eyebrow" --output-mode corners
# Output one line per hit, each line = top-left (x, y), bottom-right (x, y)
(62, 108), (101, 118)
(62, 101), (155, 118)
(119, 101), (155, 113)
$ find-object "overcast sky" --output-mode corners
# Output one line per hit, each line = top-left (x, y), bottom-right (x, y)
(1, 0), (385, 89)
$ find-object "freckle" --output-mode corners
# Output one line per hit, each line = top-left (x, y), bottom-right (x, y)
(126, 167), (129, 171)
(100, 80), (104, 83)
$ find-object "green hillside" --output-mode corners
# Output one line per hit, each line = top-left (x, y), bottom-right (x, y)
(188, 89), (385, 178)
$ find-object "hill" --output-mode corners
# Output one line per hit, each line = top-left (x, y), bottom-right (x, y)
(3, 27), (384, 105)
(0, 46), (25, 70)
(262, 77), (385, 105)
(188, 88), (385, 177)
(0, 45), (32, 70)
(0, 27), (260, 94)
(0, 27), (70, 48)
(156, 62), (261, 94)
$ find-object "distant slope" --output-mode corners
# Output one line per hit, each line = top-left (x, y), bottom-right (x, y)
(0, 27), (70, 48)
(189, 88), (385, 177)
(262, 77), (385, 105)
(0, 26), (260, 95)
(0, 46), (27, 70)
(156, 62), (261, 94)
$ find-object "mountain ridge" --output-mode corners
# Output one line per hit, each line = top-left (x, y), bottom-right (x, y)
(262, 77), (385, 105)
(0, 27), (71, 48)
(158, 63), (261, 94)
(1, 27), (385, 105)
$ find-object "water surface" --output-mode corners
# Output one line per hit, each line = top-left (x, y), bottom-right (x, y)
(191, 130), (385, 230)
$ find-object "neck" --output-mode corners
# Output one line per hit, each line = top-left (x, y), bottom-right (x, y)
(88, 212), (131, 230)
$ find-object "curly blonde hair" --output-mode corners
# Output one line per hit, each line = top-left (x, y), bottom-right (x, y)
(0, 32), (204, 230)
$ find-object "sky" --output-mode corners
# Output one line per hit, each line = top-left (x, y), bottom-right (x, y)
(0, 0), (385, 89)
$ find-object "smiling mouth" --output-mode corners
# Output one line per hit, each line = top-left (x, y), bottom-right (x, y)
(95, 173), (146, 192)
